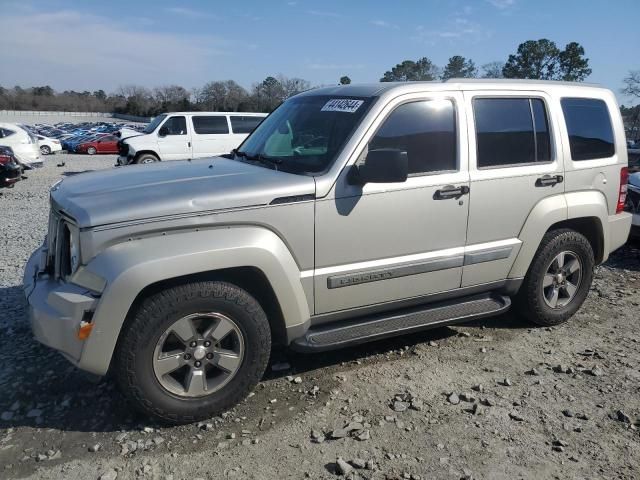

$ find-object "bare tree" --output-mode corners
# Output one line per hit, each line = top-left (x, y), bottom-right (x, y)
(622, 71), (640, 99)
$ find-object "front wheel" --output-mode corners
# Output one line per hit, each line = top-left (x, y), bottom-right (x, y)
(40, 145), (51, 155)
(135, 153), (159, 164)
(87, 147), (97, 155)
(516, 229), (594, 326)
(115, 281), (271, 424)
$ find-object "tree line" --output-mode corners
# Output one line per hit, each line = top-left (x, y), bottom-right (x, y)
(0, 39), (637, 119)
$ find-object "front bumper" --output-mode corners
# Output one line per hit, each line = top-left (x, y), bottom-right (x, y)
(23, 246), (98, 366)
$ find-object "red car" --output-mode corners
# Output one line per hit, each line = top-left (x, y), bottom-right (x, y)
(76, 135), (119, 155)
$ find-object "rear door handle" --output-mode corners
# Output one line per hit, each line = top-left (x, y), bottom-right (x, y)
(434, 185), (470, 200)
(536, 174), (563, 187)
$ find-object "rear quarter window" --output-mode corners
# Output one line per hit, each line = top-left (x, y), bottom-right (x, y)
(561, 98), (615, 161)
(230, 116), (263, 134)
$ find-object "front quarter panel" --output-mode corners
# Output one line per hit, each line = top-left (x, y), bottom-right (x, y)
(77, 226), (309, 375)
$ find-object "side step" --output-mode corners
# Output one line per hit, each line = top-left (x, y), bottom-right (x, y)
(291, 294), (511, 353)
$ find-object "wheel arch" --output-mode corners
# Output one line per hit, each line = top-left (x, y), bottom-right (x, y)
(76, 226), (310, 376)
(133, 150), (160, 162)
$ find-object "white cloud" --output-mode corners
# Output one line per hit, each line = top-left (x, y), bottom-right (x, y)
(370, 20), (397, 28)
(0, 10), (230, 91)
(486, 0), (516, 9)
(413, 18), (491, 45)
(307, 10), (342, 18)
(163, 7), (216, 19)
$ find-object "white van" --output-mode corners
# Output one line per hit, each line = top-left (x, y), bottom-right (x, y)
(116, 112), (267, 165)
(0, 123), (43, 168)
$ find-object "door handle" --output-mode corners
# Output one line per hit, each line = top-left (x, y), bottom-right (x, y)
(536, 174), (563, 187)
(434, 185), (470, 200)
(188, 141), (191, 148)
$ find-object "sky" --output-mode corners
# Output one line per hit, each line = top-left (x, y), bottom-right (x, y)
(0, 0), (638, 104)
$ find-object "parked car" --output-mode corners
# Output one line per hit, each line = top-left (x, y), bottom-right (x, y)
(37, 135), (62, 155)
(75, 135), (119, 154)
(0, 123), (42, 169)
(626, 172), (640, 237)
(0, 146), (23, 188)
(117, 112), (267, 165)
(24, 80), (631, 423)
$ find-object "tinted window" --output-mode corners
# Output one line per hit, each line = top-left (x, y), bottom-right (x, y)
(368, 99), (457, 174)
(162, 116), (187, 135)
(474, 98), (551, 167)
(192, 116), (229, 135)
(0, 128), (16, 138)
(561, 98), (614, 161)
(230, 116), (263, 134)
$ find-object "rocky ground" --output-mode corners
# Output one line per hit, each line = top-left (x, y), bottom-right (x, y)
(1, 154), (639, 480)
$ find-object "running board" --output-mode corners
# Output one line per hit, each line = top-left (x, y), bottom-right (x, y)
(291, 294), (510, 352)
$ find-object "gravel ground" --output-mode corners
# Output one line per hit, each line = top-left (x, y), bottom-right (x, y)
(1, 153), (639, 480)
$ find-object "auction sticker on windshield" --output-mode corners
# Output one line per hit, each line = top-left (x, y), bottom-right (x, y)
(321, 99), (364, 113)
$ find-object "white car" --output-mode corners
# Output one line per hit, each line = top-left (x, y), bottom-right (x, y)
(117, 112), (267, 165)
(37, 135), (62, 155)
(0, 123), (43, 168)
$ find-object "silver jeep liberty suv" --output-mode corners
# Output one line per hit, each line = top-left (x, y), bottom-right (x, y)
(24, 80), (631, 423)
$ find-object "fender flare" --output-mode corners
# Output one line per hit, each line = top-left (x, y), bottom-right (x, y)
(508, 191), (608, 279)
(76, 226), (310, 375)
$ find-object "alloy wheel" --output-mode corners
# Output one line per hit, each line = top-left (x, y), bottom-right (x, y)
(152, 312), (245, 398)
(542, 251), (582, 309)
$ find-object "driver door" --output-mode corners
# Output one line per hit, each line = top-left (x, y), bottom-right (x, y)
(314, 92), (470, 314)
(157, 115), (192, 161)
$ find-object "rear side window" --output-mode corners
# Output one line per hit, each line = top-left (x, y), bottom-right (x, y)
(230, 116), (263, 134)
(192, 116), (229, 135)
(368, 99), (457, 175)
(474, 98), (551, 168)
(561, 98), (614, 161)
(0, 128), (16, 138)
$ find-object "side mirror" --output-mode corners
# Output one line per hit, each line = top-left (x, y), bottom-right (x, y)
(158, 126), (169, 137)
(349, 149), (408, 184)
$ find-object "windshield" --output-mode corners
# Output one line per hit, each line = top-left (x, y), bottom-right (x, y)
(236, 95), (374, 175)
(144, 114), (167, 134)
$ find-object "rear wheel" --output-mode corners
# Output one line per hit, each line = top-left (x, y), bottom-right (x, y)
(516, 229), (594, 326)
(40, 145), (51, 155)
(136, 153), (159, 164)
(115, 281), (271, 424)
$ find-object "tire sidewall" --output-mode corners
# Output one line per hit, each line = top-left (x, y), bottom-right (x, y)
(119, 283), (270, 422)
(524, 230), (594, 325)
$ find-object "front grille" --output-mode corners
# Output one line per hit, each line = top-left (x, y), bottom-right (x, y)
(46, 208), (71, 279)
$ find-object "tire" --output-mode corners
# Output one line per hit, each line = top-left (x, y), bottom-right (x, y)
(114, 281), (271, 424)
(136, 153), (159, 164)
(40, 145), (51, 155)
(516, 228), (594, 326)
(87, 147), (97, 155)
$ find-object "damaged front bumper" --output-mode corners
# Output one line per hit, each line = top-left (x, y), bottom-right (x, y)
(23, 245), (99, 365)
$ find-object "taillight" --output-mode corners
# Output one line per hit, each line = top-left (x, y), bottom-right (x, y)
(0, 155), (11, 165)
(617, 167), (629, 214)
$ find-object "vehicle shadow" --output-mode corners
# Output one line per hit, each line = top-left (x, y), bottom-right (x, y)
(62, 170), (95, 177)
(604, 240), (640, 272)
(0, 282), (537, 432)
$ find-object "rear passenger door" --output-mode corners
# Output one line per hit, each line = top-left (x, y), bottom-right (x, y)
(191, 115), (231, 158)
(462, 91), (564, 287)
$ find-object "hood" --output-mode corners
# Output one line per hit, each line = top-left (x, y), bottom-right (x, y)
(51, 158), (316, 228)
(629, 172), (640, 189)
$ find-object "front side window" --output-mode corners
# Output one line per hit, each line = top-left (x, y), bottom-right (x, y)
(162, 116), (187, 136)
(230, 116), (263, 134)
(237, 95), (374, 175)
(561, 98), (614, 161)
(474, 98), (551, 168)
(368, 99), (457, 175)
(192, 116), (229, 135)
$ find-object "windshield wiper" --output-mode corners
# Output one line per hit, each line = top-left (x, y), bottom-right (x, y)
(235, 150), (283, 170)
